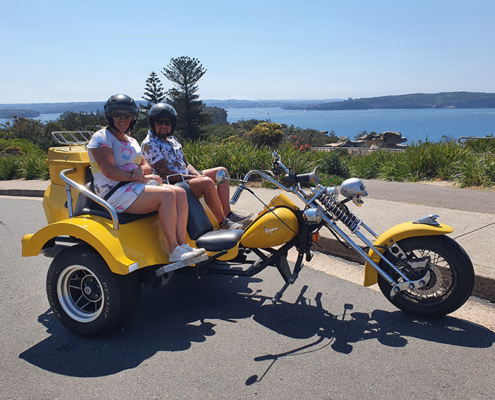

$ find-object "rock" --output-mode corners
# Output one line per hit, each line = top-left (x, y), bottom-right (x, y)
(382, 131), (407, 145)
(353, 140), (368, 148)
(359, 132), (379, 141)
(324, 131), (408, 150)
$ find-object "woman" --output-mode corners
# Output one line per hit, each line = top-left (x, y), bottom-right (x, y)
(87, 94), (204, 262)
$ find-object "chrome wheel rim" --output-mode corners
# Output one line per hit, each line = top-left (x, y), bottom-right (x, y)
(57, 265), (104, 323)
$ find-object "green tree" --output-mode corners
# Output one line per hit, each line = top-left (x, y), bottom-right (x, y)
(57, 111), (106, 131)
(142, 71), (166, 105)
(7, 117), (56, 151)
(162, 56), (211, 140)
(203, 106), (228, 124)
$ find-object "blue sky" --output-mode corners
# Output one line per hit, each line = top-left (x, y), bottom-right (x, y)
(1, 0), (494, 103)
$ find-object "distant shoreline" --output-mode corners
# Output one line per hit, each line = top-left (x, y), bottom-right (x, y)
(0, 109), (40, 118)
(2, 92), (495, 114)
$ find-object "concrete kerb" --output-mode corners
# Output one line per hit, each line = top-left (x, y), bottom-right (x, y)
(3, 180), (494, 303)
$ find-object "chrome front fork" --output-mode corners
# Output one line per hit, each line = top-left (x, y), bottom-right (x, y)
(321, 214), (430, 297)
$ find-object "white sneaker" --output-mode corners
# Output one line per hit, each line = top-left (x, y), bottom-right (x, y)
(180, 243), (206, 256)
(169, 245), (201, 263)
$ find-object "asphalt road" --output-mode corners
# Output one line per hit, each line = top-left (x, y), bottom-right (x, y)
(2, 197), (495, 399)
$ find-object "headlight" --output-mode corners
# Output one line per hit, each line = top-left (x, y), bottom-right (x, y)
(303, 208), (322, 224)
(340, 178), (368, 198)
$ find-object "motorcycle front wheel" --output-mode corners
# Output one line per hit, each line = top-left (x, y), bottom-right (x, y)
(377, 235), (474, 318)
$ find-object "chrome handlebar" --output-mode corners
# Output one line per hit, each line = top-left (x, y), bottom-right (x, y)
(60, 168), (120, 230)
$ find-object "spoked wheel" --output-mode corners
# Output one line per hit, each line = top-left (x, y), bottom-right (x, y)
(47, 245), (141, 336)
(377, 235), (474, 318)
(57, 265), (105, 323)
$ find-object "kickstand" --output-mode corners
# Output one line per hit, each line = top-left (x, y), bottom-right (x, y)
(271, 251), (304, 304)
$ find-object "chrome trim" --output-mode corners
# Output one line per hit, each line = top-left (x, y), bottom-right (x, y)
(60, 168), (120, 230)
(166, 173), (185, 185)
(155, 253), (209, 276)
(302, 208), (322, 224)
(390, 270), (431, 299)
(51, 131), (93, 146)
(413, 214), (440, 226)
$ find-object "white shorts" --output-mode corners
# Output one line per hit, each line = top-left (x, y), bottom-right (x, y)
(107, 182), (146, 213)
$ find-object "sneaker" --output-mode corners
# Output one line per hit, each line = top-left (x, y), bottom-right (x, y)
(169, 245), (201, 263)
(227, 211), (252, 223)
(180, 243), (206, 256)
(220, 217), (243, 230)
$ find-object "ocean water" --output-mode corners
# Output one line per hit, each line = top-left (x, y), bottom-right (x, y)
(226, 108), (495, 144)
(0, 113), (62, 126)
(2, 109), (495, 144)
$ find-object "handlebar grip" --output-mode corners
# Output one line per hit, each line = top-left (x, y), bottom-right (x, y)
(230, 185), (245, 205)
(295, 173), (311, 182)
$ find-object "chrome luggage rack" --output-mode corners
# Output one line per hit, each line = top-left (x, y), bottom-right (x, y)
(51, 131), (93, 146)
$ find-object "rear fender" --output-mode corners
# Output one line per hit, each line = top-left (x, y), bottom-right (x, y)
(363, 221), (454, 286)
(22, 214), (168, 275)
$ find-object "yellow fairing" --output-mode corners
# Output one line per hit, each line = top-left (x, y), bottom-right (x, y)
(265, 192), (299, 211)
(22, 214), (170, 275)
(47, 146), (89, 186)
(43, 184), (82, 224)
(44, 146), (90, 225)
(241, 207), (299, 248)
(363, 221), (454, 287)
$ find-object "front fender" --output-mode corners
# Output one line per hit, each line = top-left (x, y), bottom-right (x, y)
(22, 214), (168, 275)
(363, 221), (454, 287)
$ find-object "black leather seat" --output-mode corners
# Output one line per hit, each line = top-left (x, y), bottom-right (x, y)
(176, 182), (244, 251)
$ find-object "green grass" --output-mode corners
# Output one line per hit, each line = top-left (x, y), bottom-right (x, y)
(1, 135), (493, 188)
(346, 138), (494, 188)
(0, 139), (49, 180)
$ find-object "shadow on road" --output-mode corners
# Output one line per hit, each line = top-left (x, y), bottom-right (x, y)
(19, 273), (495, 378)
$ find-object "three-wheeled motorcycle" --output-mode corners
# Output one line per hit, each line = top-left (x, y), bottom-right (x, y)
(22, 132), (475, 336)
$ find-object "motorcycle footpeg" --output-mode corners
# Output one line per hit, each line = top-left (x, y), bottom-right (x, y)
(155, 253), (209, 276)
(390, 270), (431, 299)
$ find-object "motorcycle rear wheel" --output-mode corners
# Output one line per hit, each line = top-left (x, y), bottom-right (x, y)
(377, 235), (474, 318)
(46, 245), (141, 336)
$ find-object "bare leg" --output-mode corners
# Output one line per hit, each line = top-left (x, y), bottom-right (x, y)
(188, 176), (225, 223)
(201, 167), (230, 218)
(126, 185), (188, 252)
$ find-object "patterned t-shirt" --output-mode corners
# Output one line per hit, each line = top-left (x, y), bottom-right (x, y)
(87, 128), (143, 198)
(141, 131), (189, 176)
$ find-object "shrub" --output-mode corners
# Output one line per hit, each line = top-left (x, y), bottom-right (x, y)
(319, 151), (351, 180)
(247, 122), (284, 148)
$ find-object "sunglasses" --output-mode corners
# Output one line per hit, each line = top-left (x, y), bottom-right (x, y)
(155, 120), (173, 126)
(109, 111), (138, 121)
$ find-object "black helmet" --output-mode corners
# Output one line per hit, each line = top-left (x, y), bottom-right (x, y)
(148, 103), (177, 135)
(104, 94), (139, 133)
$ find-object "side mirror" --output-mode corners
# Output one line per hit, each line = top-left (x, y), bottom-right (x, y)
(216, 170), (228, 184)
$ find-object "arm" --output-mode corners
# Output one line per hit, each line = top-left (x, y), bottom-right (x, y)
(129, 154), (153, 182)
(90, 147), (133, 182)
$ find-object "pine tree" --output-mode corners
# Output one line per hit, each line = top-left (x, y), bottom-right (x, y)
(162, 57), (211, 140)
(142, 71), (166, 105)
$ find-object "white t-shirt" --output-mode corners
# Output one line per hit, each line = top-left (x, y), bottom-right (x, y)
(87, 128), (145, 212)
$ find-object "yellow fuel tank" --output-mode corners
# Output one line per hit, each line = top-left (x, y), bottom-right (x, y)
(241, 207), (299, 248)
